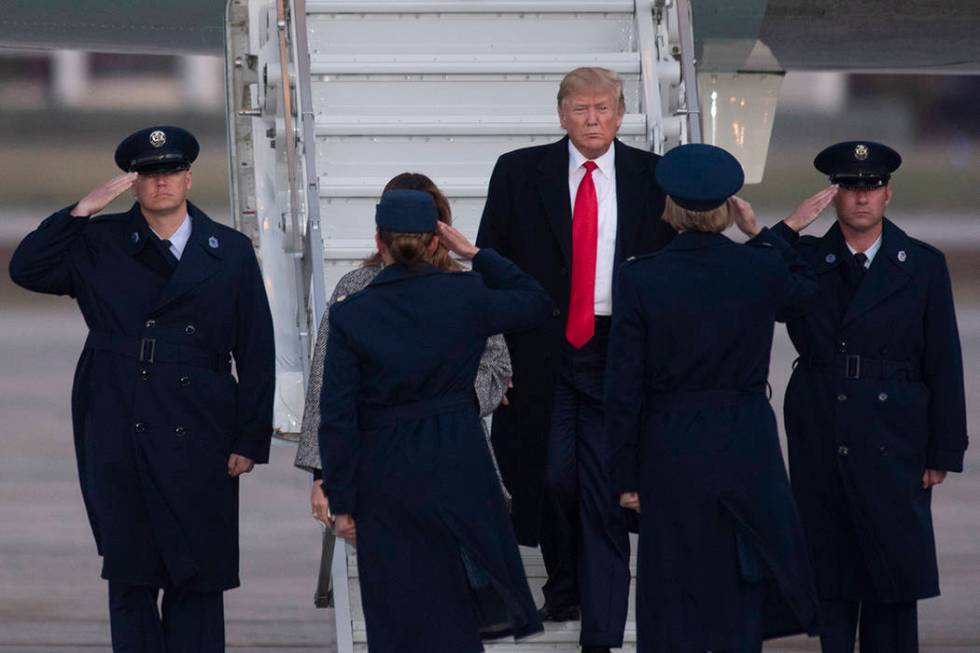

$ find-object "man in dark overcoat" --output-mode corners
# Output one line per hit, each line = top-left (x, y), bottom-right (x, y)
(9, 126), (275, 652)
(773, 141), (969, 653)
(476, 67), (674, 652)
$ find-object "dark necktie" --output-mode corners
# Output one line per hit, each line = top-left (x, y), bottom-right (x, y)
(159, 238), (179, 271)
(848, 252), (868, 299)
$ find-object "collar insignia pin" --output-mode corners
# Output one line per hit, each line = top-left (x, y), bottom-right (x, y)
(897, 250), (907, 262)
(825, 253), (836, 264)
(131, 232), (140, 243)
(208, 236), (219, 249)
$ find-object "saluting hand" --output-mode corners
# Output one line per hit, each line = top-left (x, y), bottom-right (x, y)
(335, 514), (357, 544)
(620, 492), (641, 513)
(436, 222), (480, 260)
(70, 172), (139, 218)
(227, 453), (255, 477)
(922, 468), (947, 489)
(729, 196), (761, 238)
(783, 185), (838, 233)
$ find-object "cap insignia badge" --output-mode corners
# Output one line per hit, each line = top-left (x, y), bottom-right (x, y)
(208, 236), (219, 249)
(854, 144), (869, 161)
(149, 130), (167, 148)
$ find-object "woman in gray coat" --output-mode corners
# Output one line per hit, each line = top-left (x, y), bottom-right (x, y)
(293, 172), (515, 636)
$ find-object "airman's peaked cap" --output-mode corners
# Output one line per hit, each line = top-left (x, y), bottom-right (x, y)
(114, 126), (199, 174)
(814, 141), (901, 189)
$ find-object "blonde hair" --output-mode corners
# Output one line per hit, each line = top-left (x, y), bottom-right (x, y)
(661, 196), (733, 233)
(557, 67), (626, 115)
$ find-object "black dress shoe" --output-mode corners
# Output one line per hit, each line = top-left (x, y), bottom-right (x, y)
(537, 603), (580, 622)
(581, 647), (611, 653)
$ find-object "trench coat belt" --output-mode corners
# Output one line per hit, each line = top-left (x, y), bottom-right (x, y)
(358, 390), (477, 430)
(796, 354), (921, 381)
(649, 388), (766, 412)
(84, 330), (231, 372)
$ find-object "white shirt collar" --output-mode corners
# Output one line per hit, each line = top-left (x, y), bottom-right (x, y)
(568, 140), (615, 178)
(846, 232), (882, 268)
(151, 214), (192, 260)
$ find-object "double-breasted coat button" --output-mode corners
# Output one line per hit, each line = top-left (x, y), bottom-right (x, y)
(179, 375), (191, 387)
(838, 341), (847, 352)
(175, 426), (186, 437)
(551, 308), (561, 318)
(139, 368), (150, 381)
(878, 392), (889, 402)
(145, 319), (156, 328)
(184, 324), (196, 335)
(134, 422), (145, 433)
(879, 445), (888, 455)
(838, 445), (849, 456)
(837, 393), (847, 402)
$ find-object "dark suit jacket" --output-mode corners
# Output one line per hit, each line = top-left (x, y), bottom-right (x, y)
(476, 136), (675, 545)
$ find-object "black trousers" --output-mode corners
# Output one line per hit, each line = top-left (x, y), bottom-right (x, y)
(819, 599), (918, 653)
(108, 581), (224, 653)
(539, 321), (631, 647)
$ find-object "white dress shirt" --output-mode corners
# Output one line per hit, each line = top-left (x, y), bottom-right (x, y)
(846, 233), (882, 269)
(151, 214), (192, 261)
(568, 142), (617, 315)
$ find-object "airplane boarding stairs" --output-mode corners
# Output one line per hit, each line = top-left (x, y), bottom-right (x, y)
(226, 1), (697, 650)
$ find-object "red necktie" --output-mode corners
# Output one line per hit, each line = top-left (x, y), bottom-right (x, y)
(566, 161), (598, 348)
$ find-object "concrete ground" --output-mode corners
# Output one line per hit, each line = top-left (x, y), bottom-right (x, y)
(0, 231), (977, 652)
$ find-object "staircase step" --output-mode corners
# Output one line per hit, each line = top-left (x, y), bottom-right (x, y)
(308, 1), (635, 14)
(310, 52), (640, 75)
(314, 113), (645, 136)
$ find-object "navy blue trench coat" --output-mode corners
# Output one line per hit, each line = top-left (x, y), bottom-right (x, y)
(606, 229), (822, 652)
(773, 219), (968, 602)
(318, 249), (548, 653)
(9, 203), (274, 592)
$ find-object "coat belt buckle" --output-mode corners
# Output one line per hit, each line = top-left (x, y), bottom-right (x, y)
(139, 338), (156, 364)
(845, 354), (861, 380)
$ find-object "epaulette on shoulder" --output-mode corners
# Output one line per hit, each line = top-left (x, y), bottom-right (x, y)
(623, 251), (664, 266)
(907, 237), (945, 259)
(331, 285), (371, 310)
(88, 212), (128, 224)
